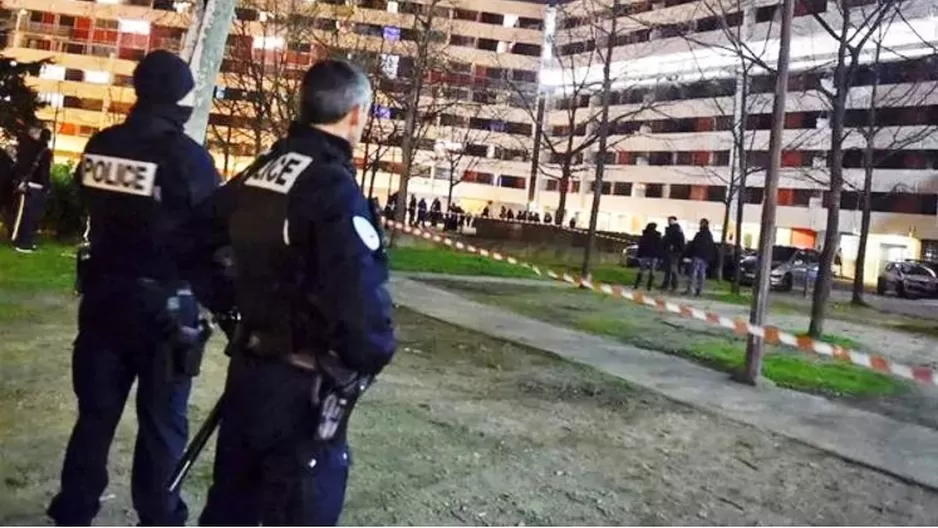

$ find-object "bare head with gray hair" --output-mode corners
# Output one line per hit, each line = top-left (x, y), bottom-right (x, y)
(298, 59), (373, 148)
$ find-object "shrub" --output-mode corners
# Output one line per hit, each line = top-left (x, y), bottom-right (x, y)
(42, 162), (84, 238)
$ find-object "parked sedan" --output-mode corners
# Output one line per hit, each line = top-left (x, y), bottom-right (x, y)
(877, 260), (938, 299)
(737, 246), (820, 291)
(620, 244), (639, 267)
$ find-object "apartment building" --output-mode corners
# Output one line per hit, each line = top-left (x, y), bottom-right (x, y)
(537, 0), (938, 283)
(0, 0), (546, 211)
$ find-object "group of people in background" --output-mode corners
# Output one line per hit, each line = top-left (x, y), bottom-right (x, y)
(633, 216), (717, 297)
(378, 194), (471, 233)
(0, 125), (53, 253)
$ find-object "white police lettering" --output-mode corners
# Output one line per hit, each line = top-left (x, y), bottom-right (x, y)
(80, 154), (158, 197)
(352, 216), (380, 251)
(244, 152), (313, 194)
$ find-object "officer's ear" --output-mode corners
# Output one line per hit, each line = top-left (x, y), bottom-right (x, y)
(347, 104), (366, 128)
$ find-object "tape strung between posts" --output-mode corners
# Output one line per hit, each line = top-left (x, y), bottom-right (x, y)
(384, 219), (937, 387)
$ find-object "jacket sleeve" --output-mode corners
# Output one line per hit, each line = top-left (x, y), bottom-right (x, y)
(31, 149), (52, 187)
(166, 142), (238, 315)
(292, 167), (396, 377)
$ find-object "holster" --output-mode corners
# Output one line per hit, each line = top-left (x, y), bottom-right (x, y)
(138, 279), (213, 380)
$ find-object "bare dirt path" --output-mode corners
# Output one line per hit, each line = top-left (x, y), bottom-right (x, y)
(1, 296), (936, 525)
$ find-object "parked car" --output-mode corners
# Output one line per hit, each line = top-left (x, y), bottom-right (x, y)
(620, 244), (639, 267)
(877, 260), (938, 299)
(737, 246), (820, 291)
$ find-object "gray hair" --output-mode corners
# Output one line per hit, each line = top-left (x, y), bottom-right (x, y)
(298, 59), (372, 125)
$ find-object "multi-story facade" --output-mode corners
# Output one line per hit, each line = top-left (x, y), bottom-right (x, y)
(538, 0), (938, 283)
(3, 0), (937, 282)
(0, 0), (546, 211)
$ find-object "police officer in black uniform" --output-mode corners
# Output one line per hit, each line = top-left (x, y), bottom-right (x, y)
(47, 50), (236, 526)
(197, 59), (396, 526)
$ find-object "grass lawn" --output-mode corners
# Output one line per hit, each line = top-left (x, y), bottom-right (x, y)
(3, 251), (938, 524)
(387, 246), (537, 279)
(426, 280), (908, 400)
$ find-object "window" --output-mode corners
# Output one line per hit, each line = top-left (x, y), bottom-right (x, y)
(512, 43), (541, 57)
(670, 184), (691, 200)
(518, 17), (542, 30)
(589, 180), (611, 194)
(477, 38), (498, 51)
(463, 171), (494, 185)
(613, 182), (632, 196)
(706, 186), (727, 203)
(450, 34), (474, 47)
(645, 184), (664, 198)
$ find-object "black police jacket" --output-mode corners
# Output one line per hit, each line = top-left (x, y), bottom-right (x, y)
(212, 124), (396, 376)
(76, 103), (236, 314)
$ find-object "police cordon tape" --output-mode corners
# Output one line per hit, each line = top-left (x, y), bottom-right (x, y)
(384, 219), (938, 387)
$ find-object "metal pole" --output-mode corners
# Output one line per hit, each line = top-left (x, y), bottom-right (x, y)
(181, 0), (238, 144)
(739, 0), (794, 385)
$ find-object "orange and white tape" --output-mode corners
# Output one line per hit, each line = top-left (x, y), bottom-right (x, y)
(386, 219), (936, 387)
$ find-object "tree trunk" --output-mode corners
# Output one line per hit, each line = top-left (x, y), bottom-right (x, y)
(732, 167), (747, 295)
(717, 182), (733, 284)
(728, 57), (749, 293)
(852, 41), (882, 306)
(556, 164), (571, 225)
(808, 49), (852, 338)
(581, 3), (616, 279)
(739, 0), (794, 385)
(368, 159), (380, 200)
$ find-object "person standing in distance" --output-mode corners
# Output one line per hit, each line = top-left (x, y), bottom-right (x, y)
(198, 59), (396, 526)
(47, 50), (237, 526)
(10, 126), (52, 252)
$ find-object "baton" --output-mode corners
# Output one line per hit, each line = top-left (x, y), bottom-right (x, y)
(167, 393), (224, 494)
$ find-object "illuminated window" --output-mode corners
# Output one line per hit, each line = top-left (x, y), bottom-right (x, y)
(39, 64), (66, 81)
(252, 35), (284, 50)
(118, 18), (151, 35)
(84, 70), (110, 84)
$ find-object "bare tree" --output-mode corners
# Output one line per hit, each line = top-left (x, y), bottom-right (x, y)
(390, 0), (456, 225)
(210, 0), (349, 156)
(506, 0), (661, 226)
(851, 34), (938, 305)
(805, 0), (907, 337)
(430, 101), (493, 207)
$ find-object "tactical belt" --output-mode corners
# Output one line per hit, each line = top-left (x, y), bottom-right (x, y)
(238, 328), (319, 373)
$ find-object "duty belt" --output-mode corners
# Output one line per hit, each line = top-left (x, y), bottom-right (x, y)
(236, 327), (319, 373)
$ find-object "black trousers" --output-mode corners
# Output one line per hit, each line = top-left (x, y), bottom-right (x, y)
(200, 354), (350, 526)
(11, 186), (47, 249)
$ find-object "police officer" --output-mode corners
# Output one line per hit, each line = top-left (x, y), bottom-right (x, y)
(47, 50), (236, 526)
(10, 126), (52, 252)
(197, 59), (396, 526)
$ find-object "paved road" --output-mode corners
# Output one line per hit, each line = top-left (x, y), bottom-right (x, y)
(829, 290), (938, 320)
(396, 271), (938, 322)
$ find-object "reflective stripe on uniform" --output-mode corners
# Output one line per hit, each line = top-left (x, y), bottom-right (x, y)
(10, 193), (26, 241)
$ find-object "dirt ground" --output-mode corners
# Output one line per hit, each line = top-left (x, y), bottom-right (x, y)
(2, 295), (938, 525)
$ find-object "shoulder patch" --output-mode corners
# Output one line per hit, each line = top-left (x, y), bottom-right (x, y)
(353, 216), (381, 251)
(81, 153), (158, 197)
(244, 152), (313, 194)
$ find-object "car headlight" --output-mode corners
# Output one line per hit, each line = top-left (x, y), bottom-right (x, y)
(770, 270), (783, 277)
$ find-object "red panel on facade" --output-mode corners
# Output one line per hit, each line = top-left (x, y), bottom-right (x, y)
(791, 228), (816, 248)
(781, 150), (802, 167)
(695, 117), (714, 131)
